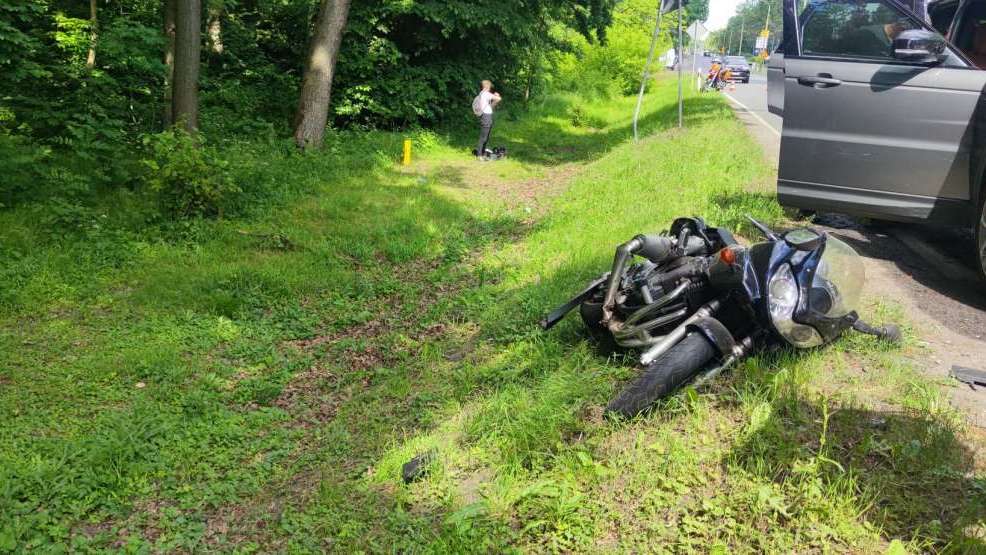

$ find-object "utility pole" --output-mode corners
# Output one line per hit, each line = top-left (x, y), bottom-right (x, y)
(677, 0), (683, 128)
(738, 15), (746, 56)
(633, 5), (664, 142)
(726, 28), (733, 55)
(690, 22), (698, 91)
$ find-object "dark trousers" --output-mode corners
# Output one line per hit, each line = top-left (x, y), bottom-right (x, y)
(477, 113), (493, 156)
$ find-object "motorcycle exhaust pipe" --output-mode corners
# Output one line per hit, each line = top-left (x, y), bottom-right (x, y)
(638, 298), (722, 366)
(623, 281), (691, 327)
(601, 234), (678, 324)
(601, 238), (642, 324)
(613, 308), (690, 346)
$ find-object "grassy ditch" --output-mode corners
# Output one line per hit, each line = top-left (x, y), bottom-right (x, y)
(0, 77), (982, 552)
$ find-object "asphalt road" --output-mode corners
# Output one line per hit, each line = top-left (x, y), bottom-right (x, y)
(722, 72), (781, 163)
(721, 72), (986, 426)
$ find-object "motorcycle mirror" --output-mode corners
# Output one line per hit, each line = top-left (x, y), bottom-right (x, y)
(783, 228), (826, 251)
(746, 215), (780, 241)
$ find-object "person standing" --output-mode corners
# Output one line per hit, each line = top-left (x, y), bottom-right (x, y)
(473, 80), (501, 161)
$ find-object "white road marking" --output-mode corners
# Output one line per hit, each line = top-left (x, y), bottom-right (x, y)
(722, 92), (781, 138)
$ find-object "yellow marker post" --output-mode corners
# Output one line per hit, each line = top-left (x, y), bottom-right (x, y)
(402, 139), (412, 166)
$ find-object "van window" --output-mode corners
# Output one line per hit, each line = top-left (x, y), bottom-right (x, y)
(950, 1), (986, 67)
(929, 0), (958, 35)
(801, 0), (918, 60)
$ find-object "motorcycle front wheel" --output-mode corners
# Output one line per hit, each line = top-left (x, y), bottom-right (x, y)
(605, 332), (716, 417)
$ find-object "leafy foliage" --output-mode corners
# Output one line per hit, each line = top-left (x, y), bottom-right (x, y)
(142, 129), (239, 218)
(555, 0), (681, 97)
(0, 0), (623, 219)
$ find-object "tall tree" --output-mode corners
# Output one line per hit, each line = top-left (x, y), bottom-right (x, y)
(207, 0), (224, 55)
(172, 0), (201, 131)
(163, 0), (177, 125)
(86, 0), (98, 69)
(293, 0), (351, 150)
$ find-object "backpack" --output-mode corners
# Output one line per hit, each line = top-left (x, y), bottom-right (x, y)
(471, 94), (483, 117)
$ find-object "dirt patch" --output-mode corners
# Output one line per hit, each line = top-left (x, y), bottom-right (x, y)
(407, 158), (585, 221)
(495, 163), (583, 216)
(202, 468), (323, 550)
(457, 467), (492, 506)
(71, 521), (114, 543)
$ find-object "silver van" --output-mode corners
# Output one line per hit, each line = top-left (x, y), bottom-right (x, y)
(768, 0), (986, 276)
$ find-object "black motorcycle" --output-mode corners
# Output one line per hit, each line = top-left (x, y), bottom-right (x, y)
(542, 217), (900, 417)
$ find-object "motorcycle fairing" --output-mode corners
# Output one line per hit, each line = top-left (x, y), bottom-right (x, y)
(766, 233), (858, 343)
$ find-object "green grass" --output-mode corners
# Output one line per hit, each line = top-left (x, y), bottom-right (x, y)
(1, 77), (983, 552)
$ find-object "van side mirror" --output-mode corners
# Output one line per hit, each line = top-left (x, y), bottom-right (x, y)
(892, 29), (947, 64)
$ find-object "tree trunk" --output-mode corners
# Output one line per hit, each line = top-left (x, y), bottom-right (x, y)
(207, 1), (223, 55)
(86, 0), (97, 69)
(172, 0), (202, 132)
(163, 0), (177, 126)
(293, 0), (351, 150)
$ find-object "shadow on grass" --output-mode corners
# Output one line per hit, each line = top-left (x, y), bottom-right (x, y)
(729, 392), (986, 551)
(0, 147), (532, 549)
(447, 95), (727, 167)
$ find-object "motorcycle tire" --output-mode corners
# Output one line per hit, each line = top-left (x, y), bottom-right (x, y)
(605, 332), (716, 417)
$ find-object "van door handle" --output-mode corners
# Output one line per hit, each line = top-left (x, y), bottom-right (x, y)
(797, 75), (842, 88)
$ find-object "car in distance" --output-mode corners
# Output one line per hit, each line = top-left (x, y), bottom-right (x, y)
(768, 0), (986, 278)
(724, 56), (751, 83)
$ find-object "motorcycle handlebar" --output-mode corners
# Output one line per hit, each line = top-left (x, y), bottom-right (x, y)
(852, 319), (902, 344)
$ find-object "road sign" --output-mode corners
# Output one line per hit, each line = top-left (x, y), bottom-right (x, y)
(755, 33), (768, 50)
(686, 21), (708, 41)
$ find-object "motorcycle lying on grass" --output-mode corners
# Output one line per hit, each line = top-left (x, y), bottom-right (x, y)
(542, 217), (900, 417)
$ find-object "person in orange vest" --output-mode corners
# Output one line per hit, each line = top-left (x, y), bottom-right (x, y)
(706, 59), (723, 90)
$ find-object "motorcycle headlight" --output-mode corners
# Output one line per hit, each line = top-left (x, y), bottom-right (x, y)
(768, 263), (824, 348)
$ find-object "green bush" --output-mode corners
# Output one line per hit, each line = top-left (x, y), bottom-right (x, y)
(142, 130), (239, 219)
(554, 0), (679, 98)
(0, 134), (49, 209)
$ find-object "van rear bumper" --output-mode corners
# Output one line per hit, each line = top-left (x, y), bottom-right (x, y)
(777, 180), (973, 226)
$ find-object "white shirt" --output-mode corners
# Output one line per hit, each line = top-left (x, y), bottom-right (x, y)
(478, 90), (494, 115)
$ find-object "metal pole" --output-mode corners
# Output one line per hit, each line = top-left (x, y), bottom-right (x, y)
(738, 15), (746, 56)
(691, 26), (698, 90)
(677, 0), (683, 128)
(633, 6), (664, 142)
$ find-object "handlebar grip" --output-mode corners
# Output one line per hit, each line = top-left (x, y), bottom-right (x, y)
(875, 324), (902, 344)
(852, 320), (902, 344)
